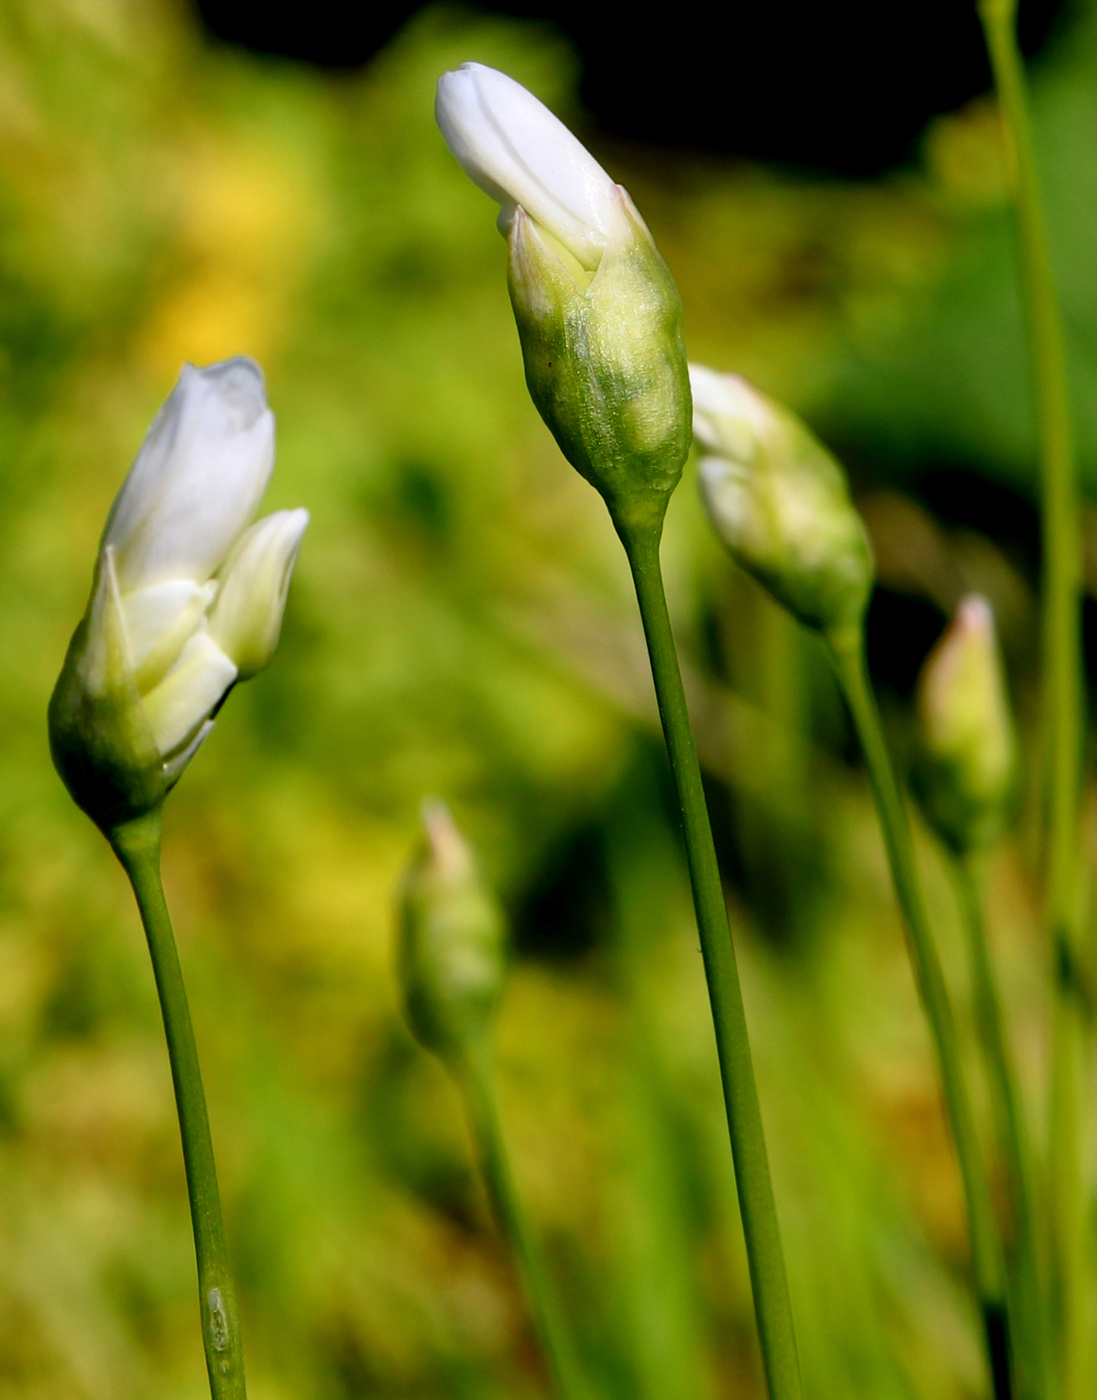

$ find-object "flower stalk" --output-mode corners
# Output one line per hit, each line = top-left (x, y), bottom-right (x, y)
(978, 3), (1088, 1391)
(622, 519), (802, 1400)
(110, 808), (245, 1399)
(826, 624), (1010, 1400)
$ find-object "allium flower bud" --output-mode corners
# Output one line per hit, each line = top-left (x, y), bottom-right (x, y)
(692, 365), (874, 635)
(915, 596), (1017, 854)
(49, 358), (308, 833)
(436, 63), (691, 533)
(399, 801), (506, 1064)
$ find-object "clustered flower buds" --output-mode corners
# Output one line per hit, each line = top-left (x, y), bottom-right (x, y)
(399, 800), (506, 1064)
(435, 63), (691, 535)
(49, 358), (307, 833)
(914, 596), (1017, 854)
(692, 364), (874, 636)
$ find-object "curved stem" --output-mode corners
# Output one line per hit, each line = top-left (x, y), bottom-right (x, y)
(619, 520), (802, 1400)
(978, 6), (1087, 1393)
(109, 809), (246, 1400)
(455, 1035), (591, 1400)
(826, 627), (1010, 1400)
(951, 852), (1047, 1400)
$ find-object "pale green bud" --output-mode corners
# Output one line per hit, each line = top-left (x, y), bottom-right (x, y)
(914, 596), (1017, 854)
(436, 63), (691, 534)
(399, 801), (506, 1063)
(692, 365), (874, 633)
(49, 358), (307, 833)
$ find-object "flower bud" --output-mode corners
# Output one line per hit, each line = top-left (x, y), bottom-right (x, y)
(49, 358), (307, 833)
(436, 64), (691, 533)
(693, 365), (874, 634)
(399, 801), (506, 1063)
(914, 596), (1017, 854)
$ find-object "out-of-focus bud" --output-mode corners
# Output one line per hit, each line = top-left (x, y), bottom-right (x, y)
(692, 364), (874, 634)
(49, 358), (308, 833)
(914, 596), (1017, 854)
(435, 63), (691, 533)
(399, 800), (506, 1064)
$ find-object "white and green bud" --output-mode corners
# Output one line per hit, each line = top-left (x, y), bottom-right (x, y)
(914, 596), (1017, 854)
(692, 365), (874, 634)
(49, 358), (308, 833)
(399, 800), (506, 1064)
(435, 63), (691, 533)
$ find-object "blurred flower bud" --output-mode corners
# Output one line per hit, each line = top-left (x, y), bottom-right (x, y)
(692, 365), (874, 634)
(914, 596), (1017, 854)
(399, 800), (506, 1063)
(436, 63), (691, 533)
(49, 358), (308, 833)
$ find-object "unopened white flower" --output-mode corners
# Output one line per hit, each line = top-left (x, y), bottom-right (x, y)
(693, 364), (873, 634)
(436, 63), (691, 534)
(49, 357), (308, 831)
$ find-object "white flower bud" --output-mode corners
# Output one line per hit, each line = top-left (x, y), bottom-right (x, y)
(49, 357), (307, 832)
(436, 64), (691, 535)
(915, 596), (1017, 854)
(693, 365), (874, 634)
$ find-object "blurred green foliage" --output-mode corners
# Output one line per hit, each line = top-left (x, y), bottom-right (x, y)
(0, 0), (1090, 1395)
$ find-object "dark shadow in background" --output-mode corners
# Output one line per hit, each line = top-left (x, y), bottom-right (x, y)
(193, 0), (1065, 175)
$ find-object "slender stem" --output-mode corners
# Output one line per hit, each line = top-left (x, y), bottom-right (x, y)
(455, 1035), (590, 1400)
(618, 520), (802, 1400)
(978, 5), (1087, 1393)
(826, 627), (1010, 1400)
(951, 852), (1047, 1400)
(109, 809), (246, 1400)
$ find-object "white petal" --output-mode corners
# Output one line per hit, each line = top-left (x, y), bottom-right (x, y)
(121, 579), (216, 690)
(141, 631), (237, 758)
(103, 357), (275, 591)
(208, 508), (308, 679)
(436, 63), (617, 269)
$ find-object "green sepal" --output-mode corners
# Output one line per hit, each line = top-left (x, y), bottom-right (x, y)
(48, 547), (167, 833)
(507, 191), (692, 537)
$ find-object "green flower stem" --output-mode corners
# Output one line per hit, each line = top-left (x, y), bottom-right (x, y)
(619, 520), (802, 1400)
(978, 4), (1087, 1393)
(951, 852), (1046, 1400)
(455, 1035), (590, 1400)
(109, 809), (246, 1400)
(826, 626), (1009, 1400)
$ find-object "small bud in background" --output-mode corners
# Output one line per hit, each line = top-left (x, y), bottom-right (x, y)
(915, 596), (1017, 854)
(49, 358), (308, 833)
(692, 364), (874, 635)
(436, 63), (691, 534)
(399, 800), (507, 1064)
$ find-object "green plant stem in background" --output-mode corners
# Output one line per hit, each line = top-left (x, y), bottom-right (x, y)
(620, 520), (802, 1400)
(951, 853), (1046, 1400)
(109, 810), (246, 1400)
(978, 4), (1088, 1394)
(826, 627), (1010, 1400)
(455, 1035), (590, 1400)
